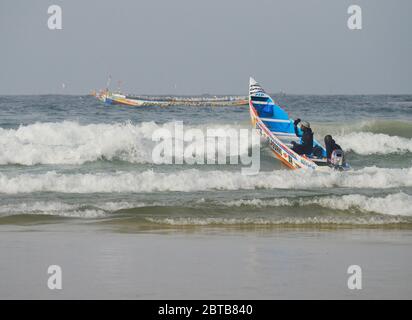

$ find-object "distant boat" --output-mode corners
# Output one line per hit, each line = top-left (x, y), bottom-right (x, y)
(93, 90), (248, 107)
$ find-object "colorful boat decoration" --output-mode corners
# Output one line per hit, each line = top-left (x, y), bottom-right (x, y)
(92, 90), (248, 107)
(249, 77), (350, 171)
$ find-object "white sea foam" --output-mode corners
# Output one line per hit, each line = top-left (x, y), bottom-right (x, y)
(0, 121), (149, 165)
(0, 121), (411, 166)
(224, 193), (412, 216)
(0, 193), (410, 221)
(145, 215), (407, 226)
(0, 200), (148, 218)
(310, 119), (412, 155)
(335, 132), (412, 155)
(307, 193), (412, 216)
(96, 201), (149, 211)
(0, 201), (77, 213)
(49, 209), (106, 218)
(0, 202), (106, 218)
(0, 166), (411, 194)
(0, 121), (253, 165)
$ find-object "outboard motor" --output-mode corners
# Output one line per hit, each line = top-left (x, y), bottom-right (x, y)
(330, 149), (345, 168)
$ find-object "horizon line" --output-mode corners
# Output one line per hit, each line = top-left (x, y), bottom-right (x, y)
(1, 92), (412, 96)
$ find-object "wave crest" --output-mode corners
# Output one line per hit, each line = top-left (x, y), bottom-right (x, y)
(0, 166), (411, 194)
(335, 132), (412, 155)
(0, 120), (411, 166)
(0, 121), (254, 165)
(224, 193), (412, 216)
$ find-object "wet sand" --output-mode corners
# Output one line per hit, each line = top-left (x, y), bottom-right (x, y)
(1, 224), (411, 299)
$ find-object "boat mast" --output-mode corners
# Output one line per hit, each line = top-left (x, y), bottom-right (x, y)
(106, 74), (112, 92)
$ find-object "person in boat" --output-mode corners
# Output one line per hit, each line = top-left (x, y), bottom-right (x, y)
(324, 135), (343, 160)
(291, 119), (314, 155)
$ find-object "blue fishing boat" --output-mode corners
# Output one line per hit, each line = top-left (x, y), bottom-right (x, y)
(249, 77), (350, 170)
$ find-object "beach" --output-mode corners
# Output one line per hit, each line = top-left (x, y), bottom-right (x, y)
(1, 223), (412, 299)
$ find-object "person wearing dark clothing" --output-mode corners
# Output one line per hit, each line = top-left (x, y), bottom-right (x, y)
(324, 135), (342, 159)
(291, 119), (314, 155)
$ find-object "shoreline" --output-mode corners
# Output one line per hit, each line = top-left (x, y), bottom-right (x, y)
(1, 225), (411, 299)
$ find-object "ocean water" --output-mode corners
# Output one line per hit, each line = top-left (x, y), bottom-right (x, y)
(0, 94), (412, 229)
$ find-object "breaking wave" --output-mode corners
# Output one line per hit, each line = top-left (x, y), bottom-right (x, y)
(0, 166), (411, 194)
(0, 201), (106, 218)
(0, 120), (411, 166)
(356, 119), (412, 138)
(0, 121), (254, 166)
(145, 216), (408, 226)
(0, 193), (411, 226)
(224, 193), (412, 216)
(335, 132), (412, 155)
(0, 200), (149, 218)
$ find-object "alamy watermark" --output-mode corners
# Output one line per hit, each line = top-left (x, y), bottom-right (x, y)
(151, 122), (261, 175)
(47, 265), (62, 290)
(47, 5), (62, 30)
(347, 265), (362, 290)
(347, 5), (362, 30)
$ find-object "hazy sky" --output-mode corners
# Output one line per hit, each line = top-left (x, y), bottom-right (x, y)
(1, 0), (411, 95)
